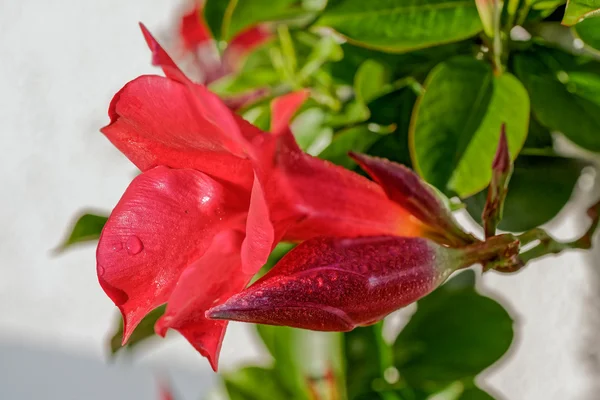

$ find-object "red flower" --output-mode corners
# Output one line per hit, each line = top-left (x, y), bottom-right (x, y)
(206, 155), (485, 331)
(98, 25), (425, 370)
(176, 3), (271, 108)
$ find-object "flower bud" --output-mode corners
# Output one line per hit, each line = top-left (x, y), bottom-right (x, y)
(207, 236), (492, 331)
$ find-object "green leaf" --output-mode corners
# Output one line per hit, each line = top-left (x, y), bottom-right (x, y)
(318, 125), (388, 169)
(574, 15), (600, 51)
(291, 108), (334, 155)
(204, 0), (304, 42)
(256, 325), (311, 399)
(56, 213), (107, 252)
(344, 322), (394, 399)
(523, 116), (553, 151)
(355, 60), (391, 104)
(410, 57), (529, 197)
(108, 305), (166, 355)
(223, 367), (293, 400)
(513, 48), (600, 152)
(315, 0), (482, 53)
(562, 0), (600, 25)
(394, 270), (513, 389)
(465, 155), (585, 232)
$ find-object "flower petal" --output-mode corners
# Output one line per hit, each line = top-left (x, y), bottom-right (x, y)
(179, 6), (211, 51)
(97, 166), (246, 342)
(270, 135), (423, 240)
(102, 74), (256, 187)
(139, 24), (254, 158)
(349, 152), (475, 246)
(241, 173), (275, 275)
(270, 90), (310, 135)
(207, 236), (462, 330)
(155, 230), (250, 371)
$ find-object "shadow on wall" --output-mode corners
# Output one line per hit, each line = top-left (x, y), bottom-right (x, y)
(0, 339), (216, 400)
(583, 172), (600, 400)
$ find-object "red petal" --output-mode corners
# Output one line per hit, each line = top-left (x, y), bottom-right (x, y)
(241, 173), (275, 275)
(155, 230), (250, 371)
(207, 236), (459, 330)
(102, 75), (254, 187)
(349, 152), (474, 245)
(272, 143), (423, 239)
(139, 24), (252, 159)
(97, 166), (246, 342)
(179, 6), (212, 51)
(270, 90), (310, 135)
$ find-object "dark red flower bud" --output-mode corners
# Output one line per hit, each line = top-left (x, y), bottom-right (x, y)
(207, 236), (479, 331)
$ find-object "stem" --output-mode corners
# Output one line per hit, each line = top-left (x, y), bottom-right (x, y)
(517, 200), (600, 265)
(459, 234), (520, 270)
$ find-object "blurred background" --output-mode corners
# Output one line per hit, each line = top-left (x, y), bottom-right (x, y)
(2, 0), (600, 399)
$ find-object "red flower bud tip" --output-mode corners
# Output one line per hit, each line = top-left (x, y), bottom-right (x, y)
(492, 123), (510, 174)
(349, 152), (475, 246)
(206, 236), (470, 331)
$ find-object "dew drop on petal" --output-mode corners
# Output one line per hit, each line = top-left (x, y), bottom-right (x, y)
(97, 265), (105, 276)
(126, 236), (144, 255)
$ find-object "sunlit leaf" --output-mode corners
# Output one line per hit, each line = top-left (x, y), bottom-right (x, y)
(410, 57), (529, 197)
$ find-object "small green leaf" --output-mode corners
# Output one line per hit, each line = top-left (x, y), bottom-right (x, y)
(315, 0), (482, 53)
(291, 108), (334, 155)
(562, 0), (600, 25)
(108, 305), (166, 355)
(394, 270), (513, 390)
(514, 48), (600, 152)
(56, 213), (107, 252)
(410, 57), (529, 197)
(466, 155), (586, 232)
(223, 367), (293, 400)
(319, 125), (388, 169)
(355, 60), (391, 104)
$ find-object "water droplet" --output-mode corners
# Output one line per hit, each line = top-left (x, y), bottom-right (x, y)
(97, 265), (105, 276)
(112, 242), (123, 251)
(126, 236), (144, 255)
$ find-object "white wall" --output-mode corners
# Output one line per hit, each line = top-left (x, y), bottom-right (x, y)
(1, 1), (599, 399)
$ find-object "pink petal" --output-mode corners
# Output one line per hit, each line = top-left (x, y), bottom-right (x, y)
(97, 166), (246, 343)
(208, 236), (461, 330)
(155, 230), (250, 371)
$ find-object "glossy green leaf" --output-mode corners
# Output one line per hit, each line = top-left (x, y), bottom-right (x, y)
(394, 270), (513, 389)
(574, 16), (600, 51)
(410, 57), (529, 197)
(315, 0), (482, 53)
(318, 125), (388, 169)
(466, 155), (585, 232)
(56, 213), (107, 252)
(523, 116), (553, 151)
(109, 305), (165, 355)
(514, 49), (600, 152)
(223, 367), (293, 400)
(204, 0), (304, 42)
(562, 0), (600, 25)
(344, 322), (393, 399)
